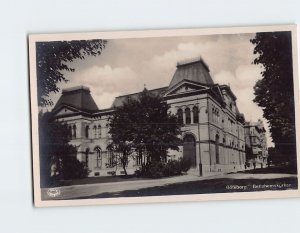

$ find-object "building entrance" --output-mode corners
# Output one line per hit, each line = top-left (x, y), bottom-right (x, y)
(183, 134), (196, 168)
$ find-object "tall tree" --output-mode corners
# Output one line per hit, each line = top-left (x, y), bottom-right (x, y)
(36, 39), (107, 106)
(250, 31), (296, 164)
(107, 88), (182, 175)
(39, 112), (89, 187)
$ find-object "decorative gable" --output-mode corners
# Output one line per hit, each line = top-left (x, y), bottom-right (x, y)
(54, 106), (77, 116)
(164, 80), (209, 97)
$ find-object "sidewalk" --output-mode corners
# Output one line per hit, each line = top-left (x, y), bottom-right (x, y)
(41, 172), (296, 200)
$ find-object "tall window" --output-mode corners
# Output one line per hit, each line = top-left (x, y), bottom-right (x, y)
(215, 134), (220, 164)
(98, 125), (101, 138)
(85, 125), (89, 138)
(68, 125), (72, 139)
(95, 147), (102, 168)
(185, 108), (191, 124)
(177, 109), (183, 124)
(193, 106), (199, 123)
(136, 151), (143, 166)
(72, 125), (77, 138)
(107, 151), (115, 167)
(93, 126), (97, 138)
(120, 153), (128, 167)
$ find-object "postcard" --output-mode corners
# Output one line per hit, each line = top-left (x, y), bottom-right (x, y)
(29, 25), (300, 207)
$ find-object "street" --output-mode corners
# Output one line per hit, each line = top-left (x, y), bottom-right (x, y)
(41, 172), (297, 200)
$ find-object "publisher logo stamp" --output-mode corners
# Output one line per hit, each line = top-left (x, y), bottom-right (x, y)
(47, 188), (61, 198)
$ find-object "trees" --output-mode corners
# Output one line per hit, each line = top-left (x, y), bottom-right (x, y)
(36, 39), (107, 106)
(250, 32), (296, 165)
(39, 112), (89, 187)
(107, 88), (182, 175)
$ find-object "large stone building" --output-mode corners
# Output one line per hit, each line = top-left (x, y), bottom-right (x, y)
(51, 57), (247, 177)
(244, 120), (268, 168)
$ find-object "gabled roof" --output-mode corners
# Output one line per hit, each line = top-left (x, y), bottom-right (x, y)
(112, 87), (167, 108)
(163, 79), (210, 97)
(53, 86), (99, 113)
(168, 57), (214, 90)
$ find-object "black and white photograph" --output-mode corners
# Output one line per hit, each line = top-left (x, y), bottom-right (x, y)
(29, 25), (300, 207)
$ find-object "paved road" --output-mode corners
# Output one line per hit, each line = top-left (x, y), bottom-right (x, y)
(41, 173), (296, 200)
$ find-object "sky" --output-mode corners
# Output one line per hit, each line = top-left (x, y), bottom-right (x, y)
(47, 33), (273, 146)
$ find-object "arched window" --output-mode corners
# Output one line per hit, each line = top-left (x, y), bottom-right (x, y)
(72, 125), (77, 138)
(223, 137), (226, 146)
(185, 108), (191, 124)
(93, 126), (97, 138)
(85, 125), (89, 138)
(193, 106), (199, 123)
(177, 109), (183, 124)
(98, 125), (101, 138)
(95, 147), (102, 168)
(215, 134), (220, 164)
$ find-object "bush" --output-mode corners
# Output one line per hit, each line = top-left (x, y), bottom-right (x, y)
(180, 157), (191, 173)
(60, 156), (90, 180)
(135, 157), (191, 178)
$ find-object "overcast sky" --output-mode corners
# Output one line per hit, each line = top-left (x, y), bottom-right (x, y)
(47, 33), (273, 146)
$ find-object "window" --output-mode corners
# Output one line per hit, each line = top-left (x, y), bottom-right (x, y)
(177, 109), (183, 124)
(72, 125), (77, 138)
(68, 125), (72, 138)
(185, 108), (191, 124)
(93, 126), (97, 138)
(136, 151), (143, 166)
(215, 134), (220, 164)
(107, 151), (115, 167)
(95, 147), (102, 168)
(85, 125), (89, 138)
(193, 106), (199, 123)
(120, 154), (128, 167)
(98, 125), (101, 138)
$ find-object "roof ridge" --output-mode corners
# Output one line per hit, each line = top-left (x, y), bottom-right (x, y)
(115, 86), (168, 98)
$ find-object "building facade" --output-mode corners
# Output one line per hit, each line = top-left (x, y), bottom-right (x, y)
(244, 120), (268, 168)
(51, 57), (247, 177)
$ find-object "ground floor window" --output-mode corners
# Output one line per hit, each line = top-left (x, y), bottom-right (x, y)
(107, 151), (115, 167)
(95, 147), (102, 168)
(136, 153), (143, 166)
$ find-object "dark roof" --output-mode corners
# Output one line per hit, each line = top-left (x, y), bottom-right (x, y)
(168, 57), (214, 90)
(112, 87), (167, 108)
(53, 86), (99, 113)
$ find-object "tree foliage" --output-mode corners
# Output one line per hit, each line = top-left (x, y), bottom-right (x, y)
(36, 39), (107, 106)
(39, 112), (89, 187)
(107, 88), (182, 175)
(250, 31), (296, 163)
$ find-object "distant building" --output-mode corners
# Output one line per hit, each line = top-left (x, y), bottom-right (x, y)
(244, 120), (268, 168)
(50, 57), (247, 177)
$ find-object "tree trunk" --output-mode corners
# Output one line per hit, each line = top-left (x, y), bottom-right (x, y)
(122, 152), (128, 176)
(122, 163), (128, 176)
